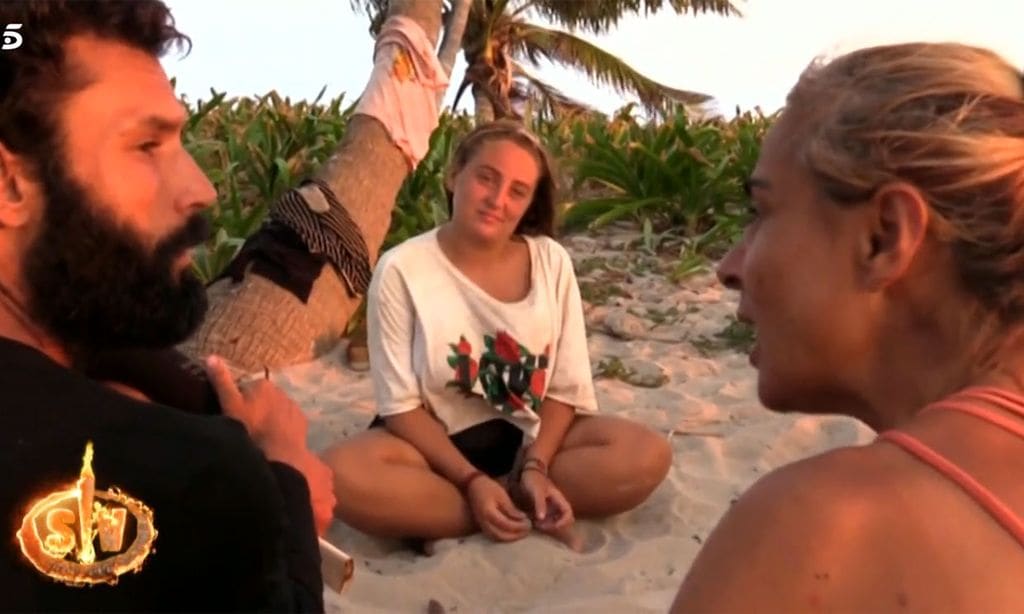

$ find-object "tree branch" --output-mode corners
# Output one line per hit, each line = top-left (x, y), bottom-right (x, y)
(436, 0), (473, 102)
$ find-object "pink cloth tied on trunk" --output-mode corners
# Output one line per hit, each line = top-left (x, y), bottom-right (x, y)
(354, 15), (449, 170)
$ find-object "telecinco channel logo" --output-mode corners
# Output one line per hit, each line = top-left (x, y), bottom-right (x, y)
(3, 24), (23, 51)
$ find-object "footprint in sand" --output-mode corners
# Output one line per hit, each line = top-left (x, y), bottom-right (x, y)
(617, 490), (675, 542)
(573, 523), (632, 564)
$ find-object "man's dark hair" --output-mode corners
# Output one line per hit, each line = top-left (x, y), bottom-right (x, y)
(0, 0), (189, 175)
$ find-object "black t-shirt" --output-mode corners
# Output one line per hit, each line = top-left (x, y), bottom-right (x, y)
(0, 337), (323, 612)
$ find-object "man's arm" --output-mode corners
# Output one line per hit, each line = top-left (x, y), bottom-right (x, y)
(82, 347), (221, 414)
(204, 355), (336, 535)
(265, 461), (325, 611)
(182, 422), (324, 612)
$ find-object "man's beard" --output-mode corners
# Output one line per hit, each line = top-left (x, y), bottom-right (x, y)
(22, 161), (211, 357)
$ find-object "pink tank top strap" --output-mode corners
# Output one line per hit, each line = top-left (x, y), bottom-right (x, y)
(921, 386), (1024, 442)
(949, 385), (1024, 419)
(877, 430), (1024, 549)
(922, 400), (1024, 441)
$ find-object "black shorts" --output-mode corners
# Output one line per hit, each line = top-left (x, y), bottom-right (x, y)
(368, 416), (524, 478)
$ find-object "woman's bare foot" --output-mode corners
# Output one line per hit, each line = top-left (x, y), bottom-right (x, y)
(544, 523), (584, 552)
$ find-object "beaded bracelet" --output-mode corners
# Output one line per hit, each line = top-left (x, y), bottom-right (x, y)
(458, 470), (486, 493)
(521, 466), (547, 478)
(521, 457), (548, 476)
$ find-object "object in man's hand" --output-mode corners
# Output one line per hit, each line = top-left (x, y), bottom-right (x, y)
(319, 538), (354, 593)
(345, 322), (370, 372)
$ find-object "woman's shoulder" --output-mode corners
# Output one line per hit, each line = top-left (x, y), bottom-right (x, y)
(671, 442), (903, 610)
(741, 440), (925, 530)
(719, 438), (936, 546)
(376, 228), (441, 273)
(525, 232), (569, 256)
(702, 443), (902, 553)
(524, 233), (574, 274)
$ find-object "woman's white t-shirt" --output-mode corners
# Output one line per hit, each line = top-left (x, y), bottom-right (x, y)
(366, 227), (598, 440)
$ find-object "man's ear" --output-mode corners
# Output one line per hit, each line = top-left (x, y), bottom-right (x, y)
(856, 181), (931, 290)
(0, 142), (34, 228)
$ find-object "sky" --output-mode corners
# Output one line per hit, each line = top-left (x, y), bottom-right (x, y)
(160, 0), (1024, 117)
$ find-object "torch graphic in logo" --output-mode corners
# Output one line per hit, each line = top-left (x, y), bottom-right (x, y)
(16, 442), (157, 586)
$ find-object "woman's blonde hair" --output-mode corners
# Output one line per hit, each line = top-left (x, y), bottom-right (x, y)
(785, 42), (1024, 324)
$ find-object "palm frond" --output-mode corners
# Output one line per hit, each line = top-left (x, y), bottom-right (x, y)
(512, 24), (711, 115)
(524, 0), (741, 34)
(350, 0), (459, 15)
(349, 0), (388, 17)
(451, 75), (475, 111)
(511, 62), (593, 119)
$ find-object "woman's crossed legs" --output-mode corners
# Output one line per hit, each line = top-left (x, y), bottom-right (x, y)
(322, 415), (672, 541)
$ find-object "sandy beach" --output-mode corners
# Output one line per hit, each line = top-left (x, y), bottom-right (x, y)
(270, 224), (876, 613)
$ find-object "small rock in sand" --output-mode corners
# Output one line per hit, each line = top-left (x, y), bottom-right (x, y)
(646, 324), (690, 343)
(605, 309), (647, 340)
(608, 235), (639, 250)
(566, 235), (599, 252)
(585, 305), (611, 330)
(622, 359), (669, 388)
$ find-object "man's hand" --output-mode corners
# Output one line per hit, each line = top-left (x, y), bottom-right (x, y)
(294, 454), (336, 536)
(465, 475), (531, 542)
(101, 381), (151, 402)
(205, 354), (336, 535)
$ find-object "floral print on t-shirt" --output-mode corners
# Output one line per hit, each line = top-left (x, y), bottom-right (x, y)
(446, 331), (550, 420)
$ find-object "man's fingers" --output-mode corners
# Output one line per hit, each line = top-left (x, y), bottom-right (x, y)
(204, 355), (244, 412)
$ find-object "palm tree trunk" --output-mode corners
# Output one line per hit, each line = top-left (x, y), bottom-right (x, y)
(437, 0), (472, 88)
(473, 83), (495, 122)
(178, 0), (446, 373)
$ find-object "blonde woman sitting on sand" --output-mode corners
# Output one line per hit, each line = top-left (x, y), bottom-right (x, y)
(323, 120), (671, 547)
(672, 42), (1024, 612)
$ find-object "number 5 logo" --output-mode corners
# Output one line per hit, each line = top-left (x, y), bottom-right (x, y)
(3, 24), (23, 51)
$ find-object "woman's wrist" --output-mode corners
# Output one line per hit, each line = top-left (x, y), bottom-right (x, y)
(456, 468), (487, 493)
(521, 456), (548, 476)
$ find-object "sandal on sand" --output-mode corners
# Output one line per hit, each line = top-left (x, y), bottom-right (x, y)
(401, 537), (437, 557)
(345, 321), (369, 371)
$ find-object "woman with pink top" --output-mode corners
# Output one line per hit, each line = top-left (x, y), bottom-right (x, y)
(673, 42), (1024, 612)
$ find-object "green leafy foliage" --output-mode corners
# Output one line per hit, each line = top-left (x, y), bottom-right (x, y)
(383, 113), (474, 251)
(183, 88), (355, 282)
(560, 106), (773, 276)
(181, 89), (772, 285)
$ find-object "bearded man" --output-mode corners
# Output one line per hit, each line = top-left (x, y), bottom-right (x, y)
(0, 2), (333, 610)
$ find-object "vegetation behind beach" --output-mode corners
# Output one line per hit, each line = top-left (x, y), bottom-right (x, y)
(181, 90), (773, 286)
